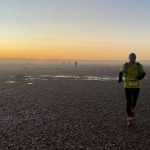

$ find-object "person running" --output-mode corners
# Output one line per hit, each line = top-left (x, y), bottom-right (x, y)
(118, 53), (146, 126)
(75, 61), (78, 68)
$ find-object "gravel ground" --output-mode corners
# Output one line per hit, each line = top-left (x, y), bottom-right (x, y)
(0, 66), (150, 150)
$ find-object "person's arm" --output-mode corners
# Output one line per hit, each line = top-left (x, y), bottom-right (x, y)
(137, 65), (146, 80)
(137, 72), (146, 80)
(118, 64), (124, 83)
(118, 72), (123, 83)
(137, 64), (146, 80)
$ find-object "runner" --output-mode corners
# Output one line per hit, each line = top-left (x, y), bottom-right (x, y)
(118, 53), (146, 126)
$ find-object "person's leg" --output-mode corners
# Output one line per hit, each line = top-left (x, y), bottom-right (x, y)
(131, 88), (140, 117)
(125, 88), (133, 117)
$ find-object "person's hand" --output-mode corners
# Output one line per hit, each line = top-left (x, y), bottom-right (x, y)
(136, 76), (141, 80)
(137, 72), (146, 81)
(118, 72), (123, 83)
(118, 79), (123, 83)
(137, 75), (142, 80)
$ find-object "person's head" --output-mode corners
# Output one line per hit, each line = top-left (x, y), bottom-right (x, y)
(129, 53), (136, 63)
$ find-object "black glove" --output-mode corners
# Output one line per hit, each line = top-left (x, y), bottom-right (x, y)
(118, 78), (123, 83)
(137, 72), (146, 80)
(118, 72), (123, 83)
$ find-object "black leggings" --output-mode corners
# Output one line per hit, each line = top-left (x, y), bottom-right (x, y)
(125, 88), (140, 117)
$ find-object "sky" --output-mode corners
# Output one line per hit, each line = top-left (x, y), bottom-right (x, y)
(0, 0), (150, 60)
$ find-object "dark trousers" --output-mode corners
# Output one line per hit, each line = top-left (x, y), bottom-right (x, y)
(125, 88), (140, 117)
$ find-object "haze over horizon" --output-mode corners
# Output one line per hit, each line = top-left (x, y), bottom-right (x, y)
(0, 0), (150, 60)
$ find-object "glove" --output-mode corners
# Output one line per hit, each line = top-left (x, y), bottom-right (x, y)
(137, 75), (142, 80)
(137, 72), (146, 80)
(118, 72), (123, 83)
(118, 78), (123, 83)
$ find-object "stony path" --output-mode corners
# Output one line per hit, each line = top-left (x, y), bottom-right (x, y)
(0, 71), (149, 149)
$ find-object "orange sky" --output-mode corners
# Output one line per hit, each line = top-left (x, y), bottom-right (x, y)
(0, 40), (149, 60)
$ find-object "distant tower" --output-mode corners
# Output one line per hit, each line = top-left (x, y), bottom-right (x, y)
(74, 61), (78, 68)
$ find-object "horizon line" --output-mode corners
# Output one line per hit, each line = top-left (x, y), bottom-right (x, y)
(0, 57), (150, 62)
